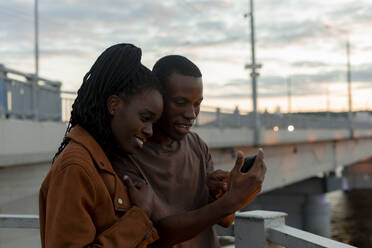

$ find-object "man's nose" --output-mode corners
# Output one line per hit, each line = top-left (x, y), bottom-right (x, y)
(184, 105), (196, 120)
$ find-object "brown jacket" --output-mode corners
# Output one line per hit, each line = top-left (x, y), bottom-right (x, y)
(39, 125), (159, 248)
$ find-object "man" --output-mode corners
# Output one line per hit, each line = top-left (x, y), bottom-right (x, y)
(110, 55), (266, 247)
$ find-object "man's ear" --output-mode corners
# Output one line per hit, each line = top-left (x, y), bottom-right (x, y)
(107, 95), (122, 116)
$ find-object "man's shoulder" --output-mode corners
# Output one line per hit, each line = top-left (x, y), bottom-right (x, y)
(185, 131), (209, 152)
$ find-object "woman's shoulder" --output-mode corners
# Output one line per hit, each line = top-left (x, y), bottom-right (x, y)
(52, 140), (96, 175)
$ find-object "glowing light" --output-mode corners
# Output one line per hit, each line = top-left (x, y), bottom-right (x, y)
(288, 125), (295, 132)
(273, 126), (279, 132)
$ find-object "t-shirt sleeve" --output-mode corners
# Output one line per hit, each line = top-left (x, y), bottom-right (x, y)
(190, 132), (237, 227)
(191, 132), (214, 175)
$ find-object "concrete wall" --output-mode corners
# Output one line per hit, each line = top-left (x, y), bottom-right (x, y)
(193, 127), (372, 148)
(208, 137), (372, 193)
(0, 119), (66, 166)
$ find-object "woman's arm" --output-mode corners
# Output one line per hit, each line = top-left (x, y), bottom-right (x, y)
(40, 164), (158, 248)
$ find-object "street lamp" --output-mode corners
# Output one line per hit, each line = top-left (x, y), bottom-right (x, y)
(325, 24), (353, 137)
(244, 0), (262, 145)
(34, 0), (39, 78)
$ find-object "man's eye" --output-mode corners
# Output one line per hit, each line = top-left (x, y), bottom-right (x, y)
(193, 101), (201, 107)
(141, 115), (151, 122)
(175, 100), (187, 106)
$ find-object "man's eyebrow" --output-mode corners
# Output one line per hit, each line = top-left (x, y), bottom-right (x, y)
(171, 96), (188, 101)
(171, 96), (203, 101)
(142, 108), (156, 116)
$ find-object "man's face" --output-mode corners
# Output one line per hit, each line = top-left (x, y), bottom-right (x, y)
(157, 72), (203, 141)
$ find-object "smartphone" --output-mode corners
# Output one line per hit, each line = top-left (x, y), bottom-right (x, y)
(241, 155), (256, 173)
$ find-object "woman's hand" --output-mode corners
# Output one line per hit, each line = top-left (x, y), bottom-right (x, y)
(123, 175), (154, 218)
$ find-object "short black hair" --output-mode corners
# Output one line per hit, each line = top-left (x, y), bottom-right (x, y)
(54, 43), (162, 161)
(152, 55), (202, 85)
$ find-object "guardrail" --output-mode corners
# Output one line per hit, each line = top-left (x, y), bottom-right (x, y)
(216, 211), (356, 248)
(2, 64), (372, 132)
(0, 64), (62, 121)
(0, 211), (356, 247)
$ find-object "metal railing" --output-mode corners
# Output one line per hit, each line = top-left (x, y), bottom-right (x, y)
(215, 211), (356, 248)
(196, 106), (372, 130)
(2, 64), (372, 132)
(0, 64), (62, 121)
(0, 211), (356, 247)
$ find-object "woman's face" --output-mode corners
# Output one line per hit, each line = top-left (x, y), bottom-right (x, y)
(109, 89), (163, 154)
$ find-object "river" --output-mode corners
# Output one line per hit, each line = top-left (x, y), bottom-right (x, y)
(327, 189), (372, 247)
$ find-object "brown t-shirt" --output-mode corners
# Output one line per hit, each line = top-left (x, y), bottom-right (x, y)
(110, 131), (220, 248)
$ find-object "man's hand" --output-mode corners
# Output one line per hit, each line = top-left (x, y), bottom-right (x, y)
(207, 170), (229, 199)
(224, 149), (266, 212)
(124, 175), (154, 218)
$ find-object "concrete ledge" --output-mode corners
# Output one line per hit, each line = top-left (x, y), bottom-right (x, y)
(0, 119), (66, 167)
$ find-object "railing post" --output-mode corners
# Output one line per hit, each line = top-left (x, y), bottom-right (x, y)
(26, 74), (39, 120)
(216, 107), (221, 128)
(234, 210), (287, 248)
(56, 81), (62, 121)
(0, 64), (6, 118)
(32, 75), (39, 120)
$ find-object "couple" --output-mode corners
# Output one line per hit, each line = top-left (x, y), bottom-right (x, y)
(39, 43), (267, 248)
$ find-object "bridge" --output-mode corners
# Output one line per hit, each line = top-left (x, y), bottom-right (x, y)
(1, 65), (371, 247)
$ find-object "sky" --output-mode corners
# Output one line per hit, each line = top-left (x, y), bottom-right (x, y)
(1, 0), (372, 113)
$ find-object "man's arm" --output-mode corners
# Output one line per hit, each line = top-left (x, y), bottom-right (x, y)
(133, 149), (266, 247)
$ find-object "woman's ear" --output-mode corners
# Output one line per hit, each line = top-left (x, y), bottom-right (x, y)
(107, 95), (122, 116)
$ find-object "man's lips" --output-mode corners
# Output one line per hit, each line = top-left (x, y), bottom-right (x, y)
(174, 122), (193, 133)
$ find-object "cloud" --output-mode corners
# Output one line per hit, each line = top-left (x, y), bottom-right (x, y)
(291, 61), (329, 68)
(205, 63), (372, 99)
(1, 0), (372, 108)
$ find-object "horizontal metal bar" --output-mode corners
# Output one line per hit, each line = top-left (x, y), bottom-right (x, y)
(0, 65), (61, 87)
(268, 225), (356, 248)
(0, 214), (40, 229)
(61, 90), (77, 95)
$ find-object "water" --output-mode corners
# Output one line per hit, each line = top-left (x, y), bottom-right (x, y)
(327, 189), (372, 248)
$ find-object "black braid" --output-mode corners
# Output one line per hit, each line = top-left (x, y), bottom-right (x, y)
(53, 43), (162, 163)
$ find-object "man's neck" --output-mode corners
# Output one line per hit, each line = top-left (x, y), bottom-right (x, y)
(149, 127), (176, 147)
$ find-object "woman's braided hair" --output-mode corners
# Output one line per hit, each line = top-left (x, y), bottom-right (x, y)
(53, 43), (162, 162)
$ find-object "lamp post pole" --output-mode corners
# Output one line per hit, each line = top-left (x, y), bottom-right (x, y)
(245, 0), (262, 145)
(32, 0), (39, 119)
(325, 24), (353, 137)
(346, 39), (353, 137)
(287, 77), (292, 114)
(34, 0), (39, 78)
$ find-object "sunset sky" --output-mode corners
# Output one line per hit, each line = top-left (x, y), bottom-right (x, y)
(1, 0), (372, 112)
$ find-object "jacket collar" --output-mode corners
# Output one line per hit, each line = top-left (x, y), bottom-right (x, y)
(67, 125), (114, 174)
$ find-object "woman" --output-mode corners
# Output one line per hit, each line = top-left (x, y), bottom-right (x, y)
(39, 43), (163, 247)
